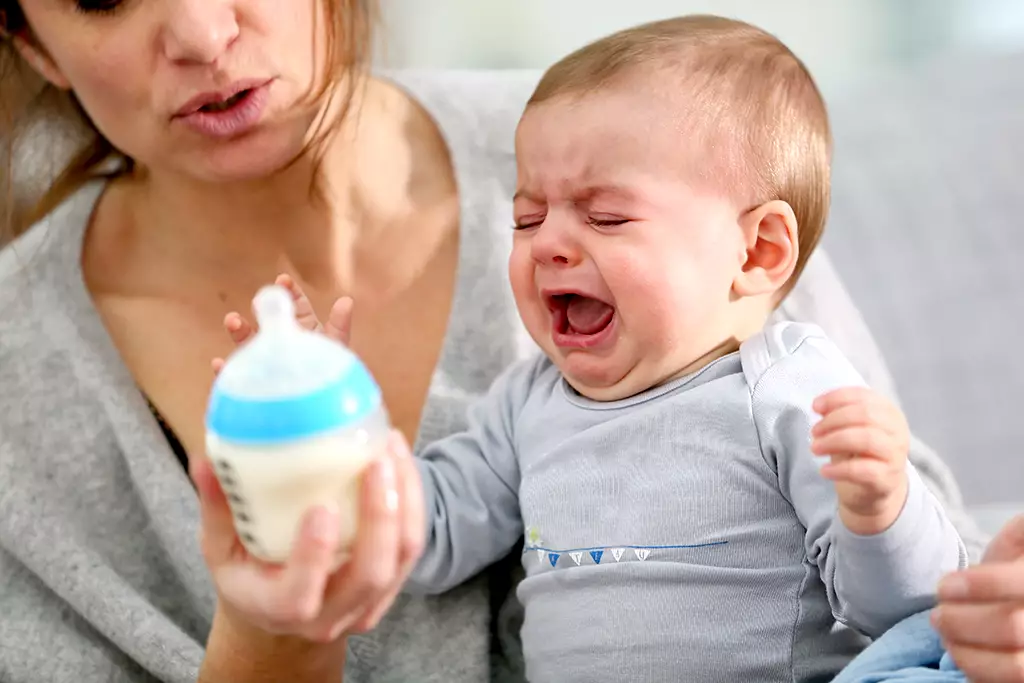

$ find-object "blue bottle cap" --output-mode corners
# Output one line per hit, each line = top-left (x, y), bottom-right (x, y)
(205, 285), (383, 445)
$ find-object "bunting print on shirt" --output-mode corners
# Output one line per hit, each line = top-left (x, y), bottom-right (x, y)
(522, 537), (728, 569)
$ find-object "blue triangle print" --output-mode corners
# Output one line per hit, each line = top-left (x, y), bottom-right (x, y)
(590, 550), (604, 564)
(548, 553), (560, 567)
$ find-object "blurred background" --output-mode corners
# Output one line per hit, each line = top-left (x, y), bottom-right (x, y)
(377, 0), (1024, 96)
(376, 1), (1024, 511)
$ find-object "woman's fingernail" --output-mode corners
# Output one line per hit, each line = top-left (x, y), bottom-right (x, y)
(389, 431), (411, 459)
(939, 574), (969, 599)
(379, 458), (398, 512)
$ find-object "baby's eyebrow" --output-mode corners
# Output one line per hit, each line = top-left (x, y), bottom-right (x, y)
(575, 184), (637, 200)
(570, 183), (650, 209)
(512, 188), (542, 203)
(512, 182), (647, 206)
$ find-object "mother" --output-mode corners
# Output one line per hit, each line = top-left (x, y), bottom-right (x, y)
(0, 1), (1017, 682)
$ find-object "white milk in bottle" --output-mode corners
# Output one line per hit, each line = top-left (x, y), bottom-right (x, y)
(205, 284), (389, 564)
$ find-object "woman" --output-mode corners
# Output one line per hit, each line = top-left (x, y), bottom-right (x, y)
(0, 1), (1018, 682)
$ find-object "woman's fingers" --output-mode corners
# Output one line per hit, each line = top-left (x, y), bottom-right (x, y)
(318, 450), (402, 632)
(204, 447), (414, 643)
(982, 515), (1024, 564)
(935, 538), (1024, 683)
(394, 432), (425, 571)
(944, 642), (1024, 683)
(351, 432), (425, 632)
(213, 505), (343, 634)
(940, 564), (1024, 603)
(273, 505), (343, 625)
(933, 602), (1024, 650)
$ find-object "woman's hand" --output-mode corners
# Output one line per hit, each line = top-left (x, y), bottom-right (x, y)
(933, 514), (1024, 682)
(200, 272), (424, 642)
(192, 428), (423, 642)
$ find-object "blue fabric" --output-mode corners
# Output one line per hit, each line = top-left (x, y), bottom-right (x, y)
(833, 610), (964, 682)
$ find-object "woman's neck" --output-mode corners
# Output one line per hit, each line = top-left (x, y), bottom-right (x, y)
(135, 152), (351, 287)
(109, 78), (454, 299)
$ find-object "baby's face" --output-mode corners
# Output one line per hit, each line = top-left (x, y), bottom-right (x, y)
(511, 88), (750, 401)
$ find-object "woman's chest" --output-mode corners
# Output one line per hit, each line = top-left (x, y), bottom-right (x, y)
(93, 286), (454, 460)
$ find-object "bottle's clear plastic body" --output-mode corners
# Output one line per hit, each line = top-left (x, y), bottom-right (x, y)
(205, 285), (389, 564)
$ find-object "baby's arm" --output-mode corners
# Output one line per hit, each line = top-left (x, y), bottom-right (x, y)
(215, 275), (531, 595)
(747, 323), (967, 637)
(407, 358), (542, 595)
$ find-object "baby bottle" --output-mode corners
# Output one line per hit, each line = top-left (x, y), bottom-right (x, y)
(205, 284), (389, 564)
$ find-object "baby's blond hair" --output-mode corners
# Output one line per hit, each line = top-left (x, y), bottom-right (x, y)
(527, 15), (831, 291)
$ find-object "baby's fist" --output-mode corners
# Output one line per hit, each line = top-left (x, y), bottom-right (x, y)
(811, 387), (910, 535)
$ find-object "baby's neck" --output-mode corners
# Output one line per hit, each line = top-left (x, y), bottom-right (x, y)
(568, 307), (772, 403)
(660, 336), (743, 386)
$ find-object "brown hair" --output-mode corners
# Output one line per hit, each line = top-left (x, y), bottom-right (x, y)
(0, 0), (376, 247)
(528, 15), (831, 290)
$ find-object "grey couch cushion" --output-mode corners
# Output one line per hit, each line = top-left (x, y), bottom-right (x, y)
(825, 51), (1024, 505)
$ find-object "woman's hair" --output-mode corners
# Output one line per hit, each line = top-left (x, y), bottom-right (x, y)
(0, 0), (376, 247)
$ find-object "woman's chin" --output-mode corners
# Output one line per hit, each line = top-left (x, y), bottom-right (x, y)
(174, 126), (312, 184)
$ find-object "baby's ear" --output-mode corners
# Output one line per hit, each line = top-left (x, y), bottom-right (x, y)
(732, 200), (799, 298)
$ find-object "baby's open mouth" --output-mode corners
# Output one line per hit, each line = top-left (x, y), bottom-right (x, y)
(548, 293), (615, 337)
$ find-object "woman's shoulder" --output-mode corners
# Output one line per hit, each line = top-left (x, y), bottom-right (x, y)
(0, 181), (104, 372)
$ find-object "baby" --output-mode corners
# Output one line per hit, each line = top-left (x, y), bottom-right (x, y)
(222, 15), (967, 683)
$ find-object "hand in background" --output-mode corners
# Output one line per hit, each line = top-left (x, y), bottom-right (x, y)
(934, 514), (1024, 683)
(811, 387), (910, 535)
(211, 272), (353, 373)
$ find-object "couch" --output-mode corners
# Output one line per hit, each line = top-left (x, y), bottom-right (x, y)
(824, 49), (1024, 535)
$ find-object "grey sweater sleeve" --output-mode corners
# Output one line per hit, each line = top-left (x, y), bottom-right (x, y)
(407, 357), (541, 595)
(747, 325), (968, 638)
(776, 252), (989, 562)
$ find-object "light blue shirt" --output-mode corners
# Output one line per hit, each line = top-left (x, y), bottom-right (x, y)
(410, 322), (968, 682)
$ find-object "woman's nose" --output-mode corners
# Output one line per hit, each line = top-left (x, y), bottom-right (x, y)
(530, 219), (583, 267)
(161, 0), (240, 65)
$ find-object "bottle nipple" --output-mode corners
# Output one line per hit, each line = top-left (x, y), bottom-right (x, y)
(253, 285), (298, 333)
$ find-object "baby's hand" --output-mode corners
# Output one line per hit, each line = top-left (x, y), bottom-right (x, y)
(810, 387), (910, 536)
(212, 273), (353, 374)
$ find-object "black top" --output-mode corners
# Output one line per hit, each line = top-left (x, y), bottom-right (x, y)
(147, 399), (189, 472)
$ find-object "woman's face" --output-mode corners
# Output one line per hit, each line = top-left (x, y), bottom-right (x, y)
(15, 0), (326, 182)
